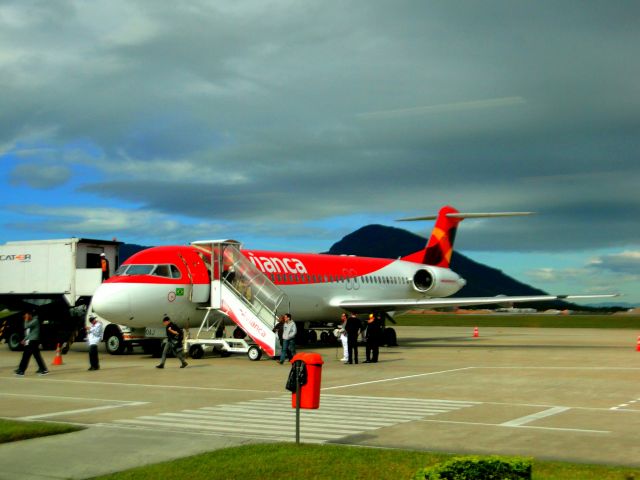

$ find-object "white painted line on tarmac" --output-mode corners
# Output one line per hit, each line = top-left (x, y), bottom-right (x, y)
(500, 406), (570, 427)
(481, 366), (640, 371)
(610, 398), (640, 411)
(0, 392), (142, 404)
(321, 367), (475, 391)
(19, 401), (149, 420)
(419, 418), (609, 434)
(14, 377), (280, 393)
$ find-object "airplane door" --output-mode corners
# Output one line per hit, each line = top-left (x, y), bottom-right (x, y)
(177, 251), (210, 303)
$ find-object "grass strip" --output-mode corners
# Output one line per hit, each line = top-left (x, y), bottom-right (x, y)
(0, 418), (84, 444)
(89, 443), (640, 480)
(394, 313), (640, 329)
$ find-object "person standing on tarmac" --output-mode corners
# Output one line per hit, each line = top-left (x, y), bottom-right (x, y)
(86, 315), (103, 371)
(15, 309), (48, 376)
(338, 313), (349, 361)
(273, 315), (285, 349)
(345, 313), (361, 364)
(279, 313), (296, 364)
(156, 316), (188, 369)
(365, 313), (382, 363)
(100, 253), (110, 282)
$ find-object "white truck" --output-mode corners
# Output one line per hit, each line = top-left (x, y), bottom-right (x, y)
(0, 238), (140, 353)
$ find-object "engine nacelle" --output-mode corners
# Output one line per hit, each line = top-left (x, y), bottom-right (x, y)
(411, 266), (466, 297)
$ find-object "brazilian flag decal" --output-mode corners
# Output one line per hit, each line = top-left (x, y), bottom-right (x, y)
(176, 288), (185, 296)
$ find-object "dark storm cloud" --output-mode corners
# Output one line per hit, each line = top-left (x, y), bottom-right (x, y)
(1, 1), (639, 252)
(590, 251), (640, 276)
(10, 163), (72, 189)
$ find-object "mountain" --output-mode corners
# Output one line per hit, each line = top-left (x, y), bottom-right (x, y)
(327, 224), (583, 310)
(119, 243), (150, 263)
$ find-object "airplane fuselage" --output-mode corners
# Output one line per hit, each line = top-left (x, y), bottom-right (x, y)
(91, 245), (466, 329)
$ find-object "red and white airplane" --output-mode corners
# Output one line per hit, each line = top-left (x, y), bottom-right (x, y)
(91, 205), (614, 352)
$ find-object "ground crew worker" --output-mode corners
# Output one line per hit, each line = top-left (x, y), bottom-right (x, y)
(86, 315), (103, 370)
(345, 313), (361, 364)
(365, 313), (382, 363)
(15, 309), (48, 376)
(156, 316), (188, 369)
(100, 253), (110, 281)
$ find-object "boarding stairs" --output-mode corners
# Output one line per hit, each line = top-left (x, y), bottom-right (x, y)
(187, 240), (288, 360)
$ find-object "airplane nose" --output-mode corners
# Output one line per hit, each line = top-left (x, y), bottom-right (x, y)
(92, 282), (132, 323)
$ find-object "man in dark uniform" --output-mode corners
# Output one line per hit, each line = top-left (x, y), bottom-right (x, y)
(345, 313), (361, 364)
(156, 316), (188, 369)
(365, 313), (383, 363)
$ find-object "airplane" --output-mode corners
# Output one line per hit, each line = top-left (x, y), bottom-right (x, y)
(90, 205), (616, 356)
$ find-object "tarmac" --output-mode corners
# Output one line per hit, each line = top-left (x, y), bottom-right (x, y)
(1, 325), (640, 479)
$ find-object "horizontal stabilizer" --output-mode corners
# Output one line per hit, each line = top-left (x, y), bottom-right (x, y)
(397, 212), (535, 222)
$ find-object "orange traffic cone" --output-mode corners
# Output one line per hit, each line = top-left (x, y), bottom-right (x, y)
(52, 343), (63, 366)
(473, 327), (479, 338)
(636, 336), (640, 352)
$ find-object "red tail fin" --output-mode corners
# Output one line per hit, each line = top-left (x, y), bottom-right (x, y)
(401, 206), (461, 267)
(400, 206), (534, 267)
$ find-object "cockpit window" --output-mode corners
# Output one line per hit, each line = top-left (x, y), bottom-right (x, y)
(123, 265), (154, 275)
(152, 264), (182, 279)
(115, 265), (129, 275)
(152, 265), (170, 277)
(116, 264), (181, 278)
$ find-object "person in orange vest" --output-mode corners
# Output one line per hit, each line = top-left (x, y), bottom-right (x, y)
(100, 253), (110, 281)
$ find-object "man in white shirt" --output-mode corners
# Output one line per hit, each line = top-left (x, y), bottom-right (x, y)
(86, 315), (103, 371)
(338, 313), (348, 362)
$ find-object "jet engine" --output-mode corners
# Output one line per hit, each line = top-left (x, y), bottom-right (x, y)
(411, 266), (466, 297)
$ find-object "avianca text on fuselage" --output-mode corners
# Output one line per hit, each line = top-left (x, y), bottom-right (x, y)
(245, 251), (308, 275)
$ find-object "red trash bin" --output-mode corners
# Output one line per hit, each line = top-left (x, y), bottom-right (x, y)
(290, 352), (324, 409)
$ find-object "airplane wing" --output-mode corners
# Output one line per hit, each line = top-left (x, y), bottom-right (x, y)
(337, 294), (619, 313)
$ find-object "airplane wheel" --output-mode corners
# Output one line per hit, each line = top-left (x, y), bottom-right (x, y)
(142, 340), (161, 355)
(104, 327), (125, 355)
(320, 331), (329, 343)
(307, 330), (318, 343)
(247, 345), (262, 361)
(7, 332), (23, 351)
(383, 327), (397, 346)
(189, 344), (204, 359)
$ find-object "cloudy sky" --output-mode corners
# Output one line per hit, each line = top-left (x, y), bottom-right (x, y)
(1, 1), (638, 304)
